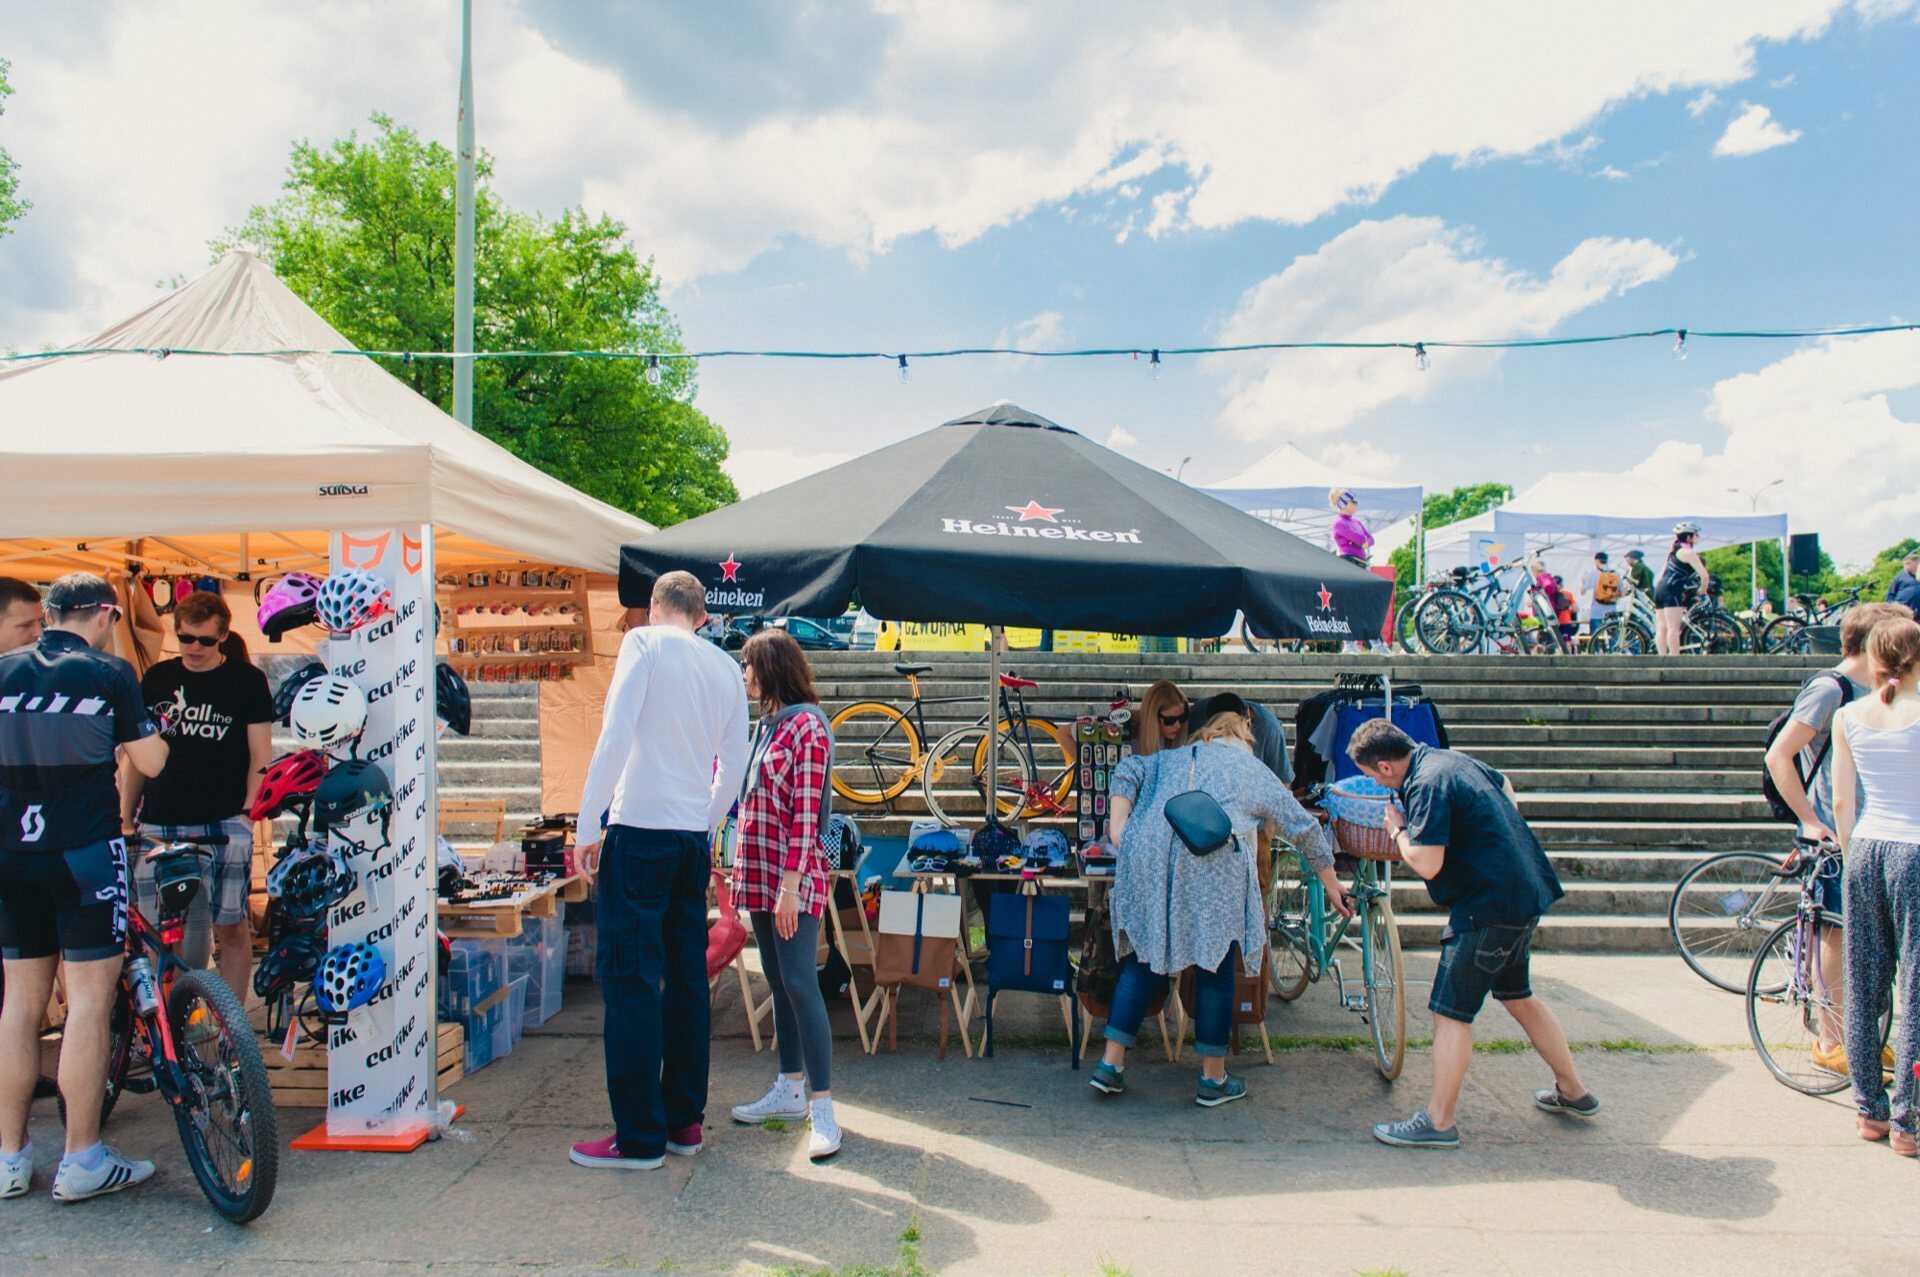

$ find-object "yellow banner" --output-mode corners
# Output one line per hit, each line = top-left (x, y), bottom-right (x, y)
(878, 623), (1140, 652)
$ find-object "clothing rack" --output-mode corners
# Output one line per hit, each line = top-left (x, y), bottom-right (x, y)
(1334, 672), (1394, 726)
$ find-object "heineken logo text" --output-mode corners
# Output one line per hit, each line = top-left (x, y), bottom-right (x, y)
(941, 519), (1140, 544)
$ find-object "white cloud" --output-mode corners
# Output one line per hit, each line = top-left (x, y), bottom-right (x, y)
(1622, 330), (1920, 562)
(1769, 72), (1800, 87)
(1106, 425), (1142, 452)
(1714, 103), (1804, 156)
(723, 445), (858, 498)
(1206, 216), (1679, 441)
(1595, 165), (1631, 180)
(1686, 89), (1720, 116)
(1317, 440), (1403, 479)
(0, 0), (1905, 336)
(993, 311), (1066, 352)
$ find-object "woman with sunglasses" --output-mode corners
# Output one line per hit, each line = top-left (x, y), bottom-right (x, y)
(1134, 679), (1191, 758)
(119, 589), (273, 999)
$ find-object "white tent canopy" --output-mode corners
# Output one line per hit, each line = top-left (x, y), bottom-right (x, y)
(0, 252), (653, 576)
(1201, 441), (1423, 557)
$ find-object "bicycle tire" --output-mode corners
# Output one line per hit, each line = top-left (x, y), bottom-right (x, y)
(827, 701), (921, 805)
(1683, 612), (1746, 657)
(1590, 615), (1653, 656)
(1412, 589), (1481, 655)
(1365, 896), (1406, 1081)
(1238, 617), (1281, 654)
(974, 716), (1074, 818)
(923, 726), (1034, 827)
(1669, 852), (1794, 993)
(1762, 616), (1809, 655)
(1266, 851), (1314, 1000)
(167, 969), (278, 1223)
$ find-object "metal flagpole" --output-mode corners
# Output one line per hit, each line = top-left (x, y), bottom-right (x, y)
(453, 0), (476, 428)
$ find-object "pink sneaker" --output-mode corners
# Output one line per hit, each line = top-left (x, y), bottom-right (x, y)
(666, 1124), (703, 1157)
(568, 1134), (663, 1170)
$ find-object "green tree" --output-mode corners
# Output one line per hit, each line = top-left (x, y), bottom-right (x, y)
(1387, 482), (1512, 593)
(0, 57), (28, 236)
(218, 114), (736, 525)
(1703, 536), (1918, 615)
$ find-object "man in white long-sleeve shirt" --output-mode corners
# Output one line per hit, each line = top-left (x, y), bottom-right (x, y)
(569, 571), (748, 1171)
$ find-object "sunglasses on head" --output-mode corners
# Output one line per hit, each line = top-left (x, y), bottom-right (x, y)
(177, 633), (223, 648)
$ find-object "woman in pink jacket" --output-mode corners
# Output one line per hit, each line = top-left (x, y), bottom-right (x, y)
(1329, 489), (1374, 567)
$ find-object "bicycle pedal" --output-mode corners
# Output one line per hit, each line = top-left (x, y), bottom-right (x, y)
(122, 1074), (159, 1095)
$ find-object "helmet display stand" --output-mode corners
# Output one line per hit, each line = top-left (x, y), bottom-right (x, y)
(290, 527), (444, 1154)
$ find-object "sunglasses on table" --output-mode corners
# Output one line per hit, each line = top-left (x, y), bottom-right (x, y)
(176, 632), (225, 648)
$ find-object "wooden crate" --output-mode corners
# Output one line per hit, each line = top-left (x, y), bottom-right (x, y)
(259, 1020), (466, 1109)
(439, 875), (583, 939)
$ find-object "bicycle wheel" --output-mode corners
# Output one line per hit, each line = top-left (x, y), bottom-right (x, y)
(1238, 617), (1280, 654)
(1364, 896), (1406, 1081)
(166, 969), (278, 1223)
(923, 726), (1035, 827)
(976, 716), (1074, 818)
(1412, 589), (1481, 655)
(827, 702), (922, 805)
(1669, 853), (1795, 992)
(1745, 917), (1851, 1097)
(1683, 613), (1745, 656)
(1590, 615), (1653, 656)
(1762, 616), (1809, 655)
(1395, 598), (1423, 652)
(1266, 850), (1314, 1001)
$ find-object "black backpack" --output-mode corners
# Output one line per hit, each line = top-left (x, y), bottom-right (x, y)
(1761, 670), (1854, 821)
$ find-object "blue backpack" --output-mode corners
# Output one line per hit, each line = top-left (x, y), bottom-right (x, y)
(984, 891), (1079, 1068)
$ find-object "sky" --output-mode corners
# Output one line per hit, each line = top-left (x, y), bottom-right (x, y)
(1, 1), (1917, 566)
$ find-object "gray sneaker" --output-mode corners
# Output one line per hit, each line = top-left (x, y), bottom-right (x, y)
(1372, 1110), (1460, 1149)
(1195, 1073), (1247, 1108)
(1089, 1061), (1126, 1096)
(1534, 1086), (1601, 1119)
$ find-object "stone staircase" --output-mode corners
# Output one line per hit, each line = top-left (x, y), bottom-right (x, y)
(810, 650), (1826, 953)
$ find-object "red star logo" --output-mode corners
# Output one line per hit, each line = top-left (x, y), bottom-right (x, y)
(1317, 583), (1334, 610)
(1006, 500), (1064, 523)
(719, 554), (742, 583)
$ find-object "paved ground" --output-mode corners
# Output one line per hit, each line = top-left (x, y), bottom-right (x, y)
(4, 952), (1915, 1275)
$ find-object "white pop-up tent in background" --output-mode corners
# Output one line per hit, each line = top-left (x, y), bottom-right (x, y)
(1201, 441), (1424, 565)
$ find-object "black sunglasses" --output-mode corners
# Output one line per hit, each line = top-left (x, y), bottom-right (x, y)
(1159, 711), (1187, 726)
(177, 633), (223, 648)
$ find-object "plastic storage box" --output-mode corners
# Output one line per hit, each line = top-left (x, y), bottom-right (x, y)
(505, 975), (529, 1050)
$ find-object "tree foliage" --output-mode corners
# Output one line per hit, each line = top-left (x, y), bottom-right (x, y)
(1387, 482), (1512, 592)
(218, 114), (736, 526)
(0, 58), (27, 236)
(1703, 536), (1917, 614)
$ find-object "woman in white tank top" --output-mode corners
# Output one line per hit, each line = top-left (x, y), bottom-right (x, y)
(1831, 614), (1920, 1154)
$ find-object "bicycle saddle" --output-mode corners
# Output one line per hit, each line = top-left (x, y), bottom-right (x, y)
(999, 673), (1037, 689)
(893, 663), (934, 677)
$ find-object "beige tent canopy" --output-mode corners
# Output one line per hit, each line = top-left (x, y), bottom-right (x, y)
(0, 252), (654, 582)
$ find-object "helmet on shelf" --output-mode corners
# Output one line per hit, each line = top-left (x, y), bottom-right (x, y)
(266, 841), (358, 918)
(271, 661), (330, 724)
(289, 676), (368, 751)
(249, 750), (329, 822)
(435, 661), (472, 736)
(313, 942), (386, 1016)
(315, 568), (392, 635)
(253, 926), (329, 1003)
(313, 758), (394, 834)
(257, 573), (324, 640)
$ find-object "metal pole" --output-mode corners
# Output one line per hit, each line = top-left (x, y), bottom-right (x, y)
(452, 0), (476, 428)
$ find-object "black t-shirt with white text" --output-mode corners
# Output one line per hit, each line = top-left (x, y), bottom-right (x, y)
(139, 656), (274, 825)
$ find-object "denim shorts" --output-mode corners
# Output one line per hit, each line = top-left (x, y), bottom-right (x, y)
(1430, 919), (1539, 1023)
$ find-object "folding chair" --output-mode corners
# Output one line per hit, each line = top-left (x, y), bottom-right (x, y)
(824, 869), (889, 1055)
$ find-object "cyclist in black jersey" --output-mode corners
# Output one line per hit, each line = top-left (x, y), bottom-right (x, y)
(0, 574), (168, 1203)
(1653, 521), (1708, 657)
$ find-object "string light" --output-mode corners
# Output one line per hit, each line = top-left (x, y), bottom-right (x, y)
(1673, 328), (1688, 361)
(897, 354), (910, 384)
(1149, 348), (1161, 380)
(1413, 342), (1430, 372)
(645, 354), (662, 386)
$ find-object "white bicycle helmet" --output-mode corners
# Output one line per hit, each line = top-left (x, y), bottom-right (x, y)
(1672, 520), (1702, 538)
(289, 675), (369, 751)
(315, 568), (393, 634)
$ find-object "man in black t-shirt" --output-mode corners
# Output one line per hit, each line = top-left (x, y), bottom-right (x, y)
(1348, 720), (1596, 1151)
(1, 574), (167, 1201)
(119, 591), (272, 1000)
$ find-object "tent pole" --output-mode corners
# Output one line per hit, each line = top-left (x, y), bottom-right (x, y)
(987, 626), (1003, 830)
(452, 0), (476, 429)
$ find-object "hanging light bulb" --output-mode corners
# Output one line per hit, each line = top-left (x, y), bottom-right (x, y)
(1149, 348), (1162, 380)
(644, 354), (663, 386)
(897, 354), (910, 384)
(1672, 329), (1688, 361)
(1413, 342), (1430, 372)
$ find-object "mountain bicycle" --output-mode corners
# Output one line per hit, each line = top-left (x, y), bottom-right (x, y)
(1746, 837), (1891, 1096)
(1761, 586), (1865, 654)
(1408, 560), (1566, 656)
(1679, 577), (1751, 655)
(1668, 849), (1797, 991)
(1266, 822), (1406, 1080)
(1586, 577), (1657, 655)
(828, 663), (1076, 824)
(67, 838), (278, 1222)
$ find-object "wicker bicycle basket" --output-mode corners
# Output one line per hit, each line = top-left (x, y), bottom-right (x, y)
(1322, 778), (1404, 863)
(1331, 816), (1402, 862)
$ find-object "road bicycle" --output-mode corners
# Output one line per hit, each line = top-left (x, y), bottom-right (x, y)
(1266, 819), (1406, 1080)
(1408, 561), (1567, 657)
(1761, 586), (1865, 654)
(73, 837), (279, 1222)
(828, 662), (1077, 824)
(1745, 837), (1891, 1096)
(1668, 848), (1798, 992)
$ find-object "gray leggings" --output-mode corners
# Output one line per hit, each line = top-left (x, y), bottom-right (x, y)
(750, 910), (833, 1094)
(1844, 837), (1920, 1131)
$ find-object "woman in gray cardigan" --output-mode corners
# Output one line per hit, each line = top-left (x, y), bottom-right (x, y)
(1091, 710), (1341, 1106)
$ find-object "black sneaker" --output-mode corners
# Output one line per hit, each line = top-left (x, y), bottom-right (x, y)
(1534, 1087), (1601, 1119)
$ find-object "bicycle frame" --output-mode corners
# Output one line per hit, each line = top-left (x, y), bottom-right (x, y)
(1279, 855), (1392, 1010)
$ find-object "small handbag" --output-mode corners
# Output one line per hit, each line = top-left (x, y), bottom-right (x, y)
(1161, 747), (1237, 858)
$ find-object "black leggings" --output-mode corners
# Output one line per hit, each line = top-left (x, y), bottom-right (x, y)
(749, 910), (833, 1093)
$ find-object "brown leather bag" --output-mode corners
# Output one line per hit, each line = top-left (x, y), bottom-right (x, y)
(875, 890), (965, 1058)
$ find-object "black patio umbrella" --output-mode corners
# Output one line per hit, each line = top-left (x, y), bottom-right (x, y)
(620, 402), (1391, 641)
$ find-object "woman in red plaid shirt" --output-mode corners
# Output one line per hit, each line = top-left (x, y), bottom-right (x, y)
(727, 629), (842, 1159)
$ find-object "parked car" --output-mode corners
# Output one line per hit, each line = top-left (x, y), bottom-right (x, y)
(715, 615), (848, 652)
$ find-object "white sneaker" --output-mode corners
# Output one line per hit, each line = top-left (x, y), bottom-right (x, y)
(51, 1146), (154, 1203)
(1, 1146), (30, 1200)
(732, 1078), (808, 1125)
(808, 1100), (842, 1160)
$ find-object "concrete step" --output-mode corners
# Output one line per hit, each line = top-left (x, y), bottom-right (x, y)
(1464, 746), (1755, 769)
(437, 736), (544, 762)
(816, 677), (1800, 707)
(1390, 880), (1678, 919)
(1531, 819), (1793, 852)
(468, 682), (538, 702)
(1496, 769), (1752, 793)
(1444, 724), (1763, 745)
(1392, 914), (1674, 952)
(1546, 848), (1776, 882)
(438, 759), (541, 786)
(1514, 791), (1775, 821)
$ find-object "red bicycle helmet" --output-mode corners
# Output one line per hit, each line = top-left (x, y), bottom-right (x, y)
(250, 750), (329, 821)
(315, 569), (392, 634)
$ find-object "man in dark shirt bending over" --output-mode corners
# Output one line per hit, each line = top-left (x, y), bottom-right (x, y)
(1349, 719), (1597, 1149)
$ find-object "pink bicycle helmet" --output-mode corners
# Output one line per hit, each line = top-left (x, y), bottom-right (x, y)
(257, 572), (323, 640)
(315, 569), (392, 634)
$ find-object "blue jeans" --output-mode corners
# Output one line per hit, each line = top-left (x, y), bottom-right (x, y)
(1105, 947), (1239, 1059)
(596, 825), (711, 1158)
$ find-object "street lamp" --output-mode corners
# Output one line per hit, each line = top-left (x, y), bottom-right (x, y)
(1175, 456), (1192, 483)
(1728, 480), (1785, 609)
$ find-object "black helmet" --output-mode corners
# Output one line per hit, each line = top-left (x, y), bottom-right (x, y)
(266, 841), (358, 919)
(435, 661), (472, 736)
(272, 661), (331, 725)
(313, 759), (394, 835)
(253, 925), (329, 1002)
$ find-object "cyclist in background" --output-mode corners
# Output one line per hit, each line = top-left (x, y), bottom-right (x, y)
(0, 574), (168, 1202)
(1652, 522), (1708, 656)
(0, 578), (42, 655)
